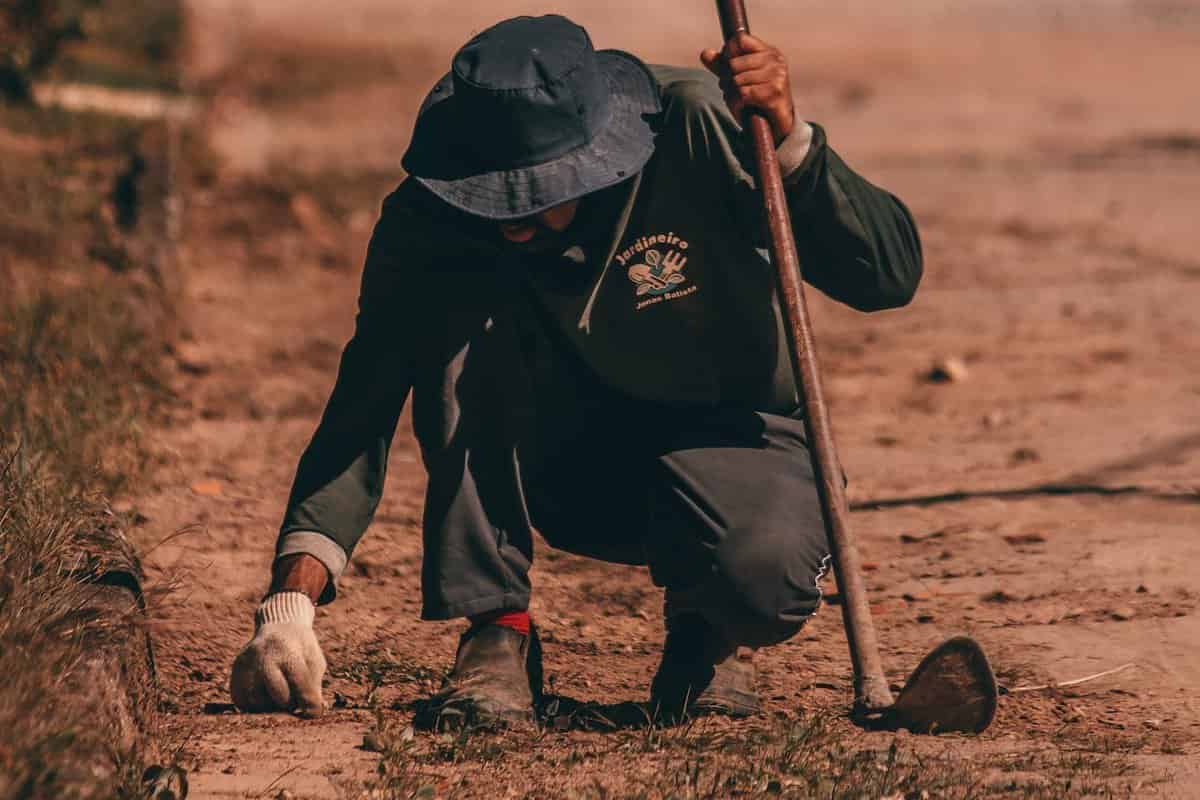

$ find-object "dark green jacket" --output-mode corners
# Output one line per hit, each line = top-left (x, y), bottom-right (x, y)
(276, 65), (922, 596)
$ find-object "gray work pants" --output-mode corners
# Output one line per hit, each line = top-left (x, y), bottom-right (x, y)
(412, 289), (831, 649)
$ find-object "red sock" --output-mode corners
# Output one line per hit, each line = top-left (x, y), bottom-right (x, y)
(469, 609), (531, 637)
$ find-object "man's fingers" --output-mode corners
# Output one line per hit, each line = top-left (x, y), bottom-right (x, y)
(700, 47), (724, 77)
(296, 648), (327, 717)
(293, 678), (325, 718)
(727, 31), (769, 57)
(261, 661), (293, 710)
(731, 67), (779, 88)
(231, 647), (275, 711)
(726, 51), (777, 75)
(725, 84), (777, 110)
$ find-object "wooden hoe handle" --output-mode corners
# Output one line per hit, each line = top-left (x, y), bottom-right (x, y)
(713, 0), (895, 714)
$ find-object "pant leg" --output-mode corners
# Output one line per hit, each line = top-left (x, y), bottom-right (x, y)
(644, 408), (831, 649)
(411, 281), (539, 620)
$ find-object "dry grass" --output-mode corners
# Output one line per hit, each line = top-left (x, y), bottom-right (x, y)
(334, 699), (1149, 799)
(0, 279), (173, 799)
(0, 2), (182, 795)
(319, 690), (1152, 800)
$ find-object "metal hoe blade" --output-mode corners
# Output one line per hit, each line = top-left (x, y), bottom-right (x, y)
(862, 636), (999, 734)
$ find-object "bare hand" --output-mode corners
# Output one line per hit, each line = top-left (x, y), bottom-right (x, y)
(700, 32), (795, 145)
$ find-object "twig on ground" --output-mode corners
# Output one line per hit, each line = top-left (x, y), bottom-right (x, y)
(1004, 662), (1136, 694)
(259, 763), (301, 796)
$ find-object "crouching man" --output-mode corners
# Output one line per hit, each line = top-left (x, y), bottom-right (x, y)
(230, 14), (921, 727)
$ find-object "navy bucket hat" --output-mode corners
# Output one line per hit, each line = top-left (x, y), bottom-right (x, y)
(401, 15), (661, 221)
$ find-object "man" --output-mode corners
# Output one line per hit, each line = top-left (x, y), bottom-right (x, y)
(230, 14), (921, 727)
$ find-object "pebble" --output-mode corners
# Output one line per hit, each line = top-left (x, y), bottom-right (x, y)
(1111, 606), (1136, 621)
(174, 342), (213, 375)
(982, 410), (1008, 428)
(1010, 447), (1041, 464)
(927, 357), (968, 383)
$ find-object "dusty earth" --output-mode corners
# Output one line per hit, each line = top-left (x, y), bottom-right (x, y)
(132, 1), (1200, 796)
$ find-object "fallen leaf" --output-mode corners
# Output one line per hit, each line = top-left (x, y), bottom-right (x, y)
(190, 479), (223, 497)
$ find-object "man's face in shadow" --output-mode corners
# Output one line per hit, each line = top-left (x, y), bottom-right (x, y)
(497, 199), (581, 253)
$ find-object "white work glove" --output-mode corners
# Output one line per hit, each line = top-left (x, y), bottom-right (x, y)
(230, 591), (326, 716)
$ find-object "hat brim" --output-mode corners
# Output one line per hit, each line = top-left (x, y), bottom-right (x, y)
(401, 50), (661, 221)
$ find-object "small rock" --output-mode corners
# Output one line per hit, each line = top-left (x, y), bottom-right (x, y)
(361, 732), (385, 752)
(275, 791), (296, 800)
(982, 410), (1008, 428)
(926, 356), (969, 383)
(1003, 532), (1047, 546)
(1010, 447), (1041, 464)
(896, 580), (934, 601)
(174, 342), (213, 375)
(1111, 606), (1136, 621)
(899, 530), (942, 544)
(916, 612), (936, 624)
(1136, 584), (1151, 594)
(1144, 719), (1162, 730)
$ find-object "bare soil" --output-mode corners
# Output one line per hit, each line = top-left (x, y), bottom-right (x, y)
(136, 1), (1200, 796)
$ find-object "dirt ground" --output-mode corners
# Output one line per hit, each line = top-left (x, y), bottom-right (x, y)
(133, 1), (1200, 796)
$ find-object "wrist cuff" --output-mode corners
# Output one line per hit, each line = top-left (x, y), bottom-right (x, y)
(275, 530), (348, 605)
(257, 591), (315, 627)
(776, 110), (815, 178)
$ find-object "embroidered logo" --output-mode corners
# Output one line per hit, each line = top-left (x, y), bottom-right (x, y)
(617, 232), (699, 311)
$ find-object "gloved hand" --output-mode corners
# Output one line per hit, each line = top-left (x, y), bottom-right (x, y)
(230, 591), (326, 716)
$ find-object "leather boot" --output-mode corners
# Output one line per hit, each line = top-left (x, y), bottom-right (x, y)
(650, 614), (760, 720)
(427, 622), (543, 731)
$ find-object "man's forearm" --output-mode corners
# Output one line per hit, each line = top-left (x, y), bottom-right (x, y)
(269, 553), (330, 604)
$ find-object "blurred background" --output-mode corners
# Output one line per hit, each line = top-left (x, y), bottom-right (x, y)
(3, 1), (1199, 797)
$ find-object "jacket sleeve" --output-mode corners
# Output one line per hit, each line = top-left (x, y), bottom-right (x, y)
(653, 66), (922, 313)
(275, 184), (423, 603)
(781, 123), (923, 311)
